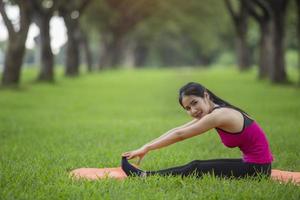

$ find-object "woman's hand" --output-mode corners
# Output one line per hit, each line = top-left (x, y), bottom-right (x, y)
(122, 146), (149, 165)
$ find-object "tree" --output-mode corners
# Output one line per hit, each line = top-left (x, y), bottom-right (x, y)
(0, 0), (33, 86)
(84, 0), (158, 69)
(126, 0), (230, 67)
(78, 27), (93, 72)
(224, 0), (251, 70)
(296, 0), (300, 85)
(58, 0), (91, 76)
(270, 0), (289, 83)
(243, 0), (273, 79)
(245, 0), (289, 83)
(32, 0), (60, 82)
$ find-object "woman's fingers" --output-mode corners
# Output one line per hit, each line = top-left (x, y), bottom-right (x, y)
(122, 152), (135, 159)
(122, 148), (145, 160)
(122, 152), (129, 156)
(122, 152), (132, 157)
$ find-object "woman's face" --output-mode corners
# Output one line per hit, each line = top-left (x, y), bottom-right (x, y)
(181, 93), (213, 119)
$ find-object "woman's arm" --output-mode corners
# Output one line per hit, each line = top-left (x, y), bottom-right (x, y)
(143, 111), (222, 151)
(122, 119), (200, 161)
(123, 108), (235, 161)
(142, 119), (199, 148)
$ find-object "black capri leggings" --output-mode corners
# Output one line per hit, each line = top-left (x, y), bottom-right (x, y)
(147, 158), (271, 178)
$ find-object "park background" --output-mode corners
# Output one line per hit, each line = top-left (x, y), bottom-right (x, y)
(1, 0), (300, 199)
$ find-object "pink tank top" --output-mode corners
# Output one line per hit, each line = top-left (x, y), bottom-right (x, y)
(215, 107), (273, 164)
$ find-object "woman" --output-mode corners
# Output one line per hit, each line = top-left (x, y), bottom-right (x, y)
(121, 82), (273, 179)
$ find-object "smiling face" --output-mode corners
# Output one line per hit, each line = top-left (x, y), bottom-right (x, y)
(181, 93), (214, 119)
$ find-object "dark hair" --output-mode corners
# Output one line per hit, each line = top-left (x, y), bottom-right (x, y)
(179, 82), (248, 114)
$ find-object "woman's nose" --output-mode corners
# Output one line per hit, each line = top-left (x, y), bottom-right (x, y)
(191, 107), (197, 114)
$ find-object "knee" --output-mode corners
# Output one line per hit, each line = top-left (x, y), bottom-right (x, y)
(187, 160), (202, 168)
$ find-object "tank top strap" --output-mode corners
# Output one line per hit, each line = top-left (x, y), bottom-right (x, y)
(211, 105), (223, 111)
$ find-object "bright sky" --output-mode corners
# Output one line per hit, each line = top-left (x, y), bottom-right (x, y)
(0, 5), (67, 54)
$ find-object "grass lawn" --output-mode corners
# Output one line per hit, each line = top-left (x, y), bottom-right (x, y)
(0, 67), (300, 199)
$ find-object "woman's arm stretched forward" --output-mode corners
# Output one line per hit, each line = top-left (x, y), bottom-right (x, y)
(123, 109), (225, 161)
(143, 110), (223, 151)
(143, 119), (200, 148)
(122, 119), (201, 161)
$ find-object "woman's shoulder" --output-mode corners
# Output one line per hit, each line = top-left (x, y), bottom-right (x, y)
(211, 106), (237, 115)
(213, 106), (255, 122)
(210, 107), (245, 130)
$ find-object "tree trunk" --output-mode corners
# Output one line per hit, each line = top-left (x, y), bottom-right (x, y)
(296, 0), (300, 85)
(122, 39), (135, 68)
(235, 30), (251, 70)
(99, 33), (125, 69)
(79, 29), (93, 72)
(258, 21), (274, 79)
(224, 0), (251, 70)
(36, 14), (54, 82)
(269, 1), (288, 83)
(110, 34), (125, 68)
(0, 1), (32, 87)
(235, 2), (251, 70)
(244, 0), (288, 83)
(134, 41), (148, 67)
(99, 33), (113, 69)
(63, 15), (80, 76)
(2, 37), (27, 86)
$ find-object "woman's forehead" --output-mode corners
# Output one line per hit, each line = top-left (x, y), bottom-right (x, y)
(182, 95), (202, 106)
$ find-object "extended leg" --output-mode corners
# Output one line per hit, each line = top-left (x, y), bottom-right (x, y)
(147, 158), (249, 178)
(122, 157), (271, 178)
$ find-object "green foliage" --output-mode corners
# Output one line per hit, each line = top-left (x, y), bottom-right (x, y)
(286, 50), (298, 69)
(1, 67), (300, 199)
(285, 0), (297, 49)
(214, 51), (236, 66)
(81, 0), (235, 66)
(82, 0), (116, 32)
(137, 0), (232, 56)
(83, 0), (158, 33)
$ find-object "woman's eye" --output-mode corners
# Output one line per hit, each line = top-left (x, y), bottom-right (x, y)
(192, 101), (197, 105)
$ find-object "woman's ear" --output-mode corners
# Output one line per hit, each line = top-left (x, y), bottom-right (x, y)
(204, 91), (210, 100)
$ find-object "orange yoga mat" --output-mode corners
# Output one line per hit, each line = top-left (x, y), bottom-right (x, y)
(70, 167), (300, 185)
(271, 169), (300, 185)
(70, 167), (127, 180)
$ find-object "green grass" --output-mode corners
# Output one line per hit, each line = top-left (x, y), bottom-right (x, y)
(1, 67), (300, 199)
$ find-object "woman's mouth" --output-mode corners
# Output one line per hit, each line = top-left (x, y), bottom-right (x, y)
(195, 112), (202, 118)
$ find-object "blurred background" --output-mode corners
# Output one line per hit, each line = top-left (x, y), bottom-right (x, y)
(0, 0), (299, 86)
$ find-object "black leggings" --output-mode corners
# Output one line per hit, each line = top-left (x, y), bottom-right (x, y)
(147, 158), (271, 179)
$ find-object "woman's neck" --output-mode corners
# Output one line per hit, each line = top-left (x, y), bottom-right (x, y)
(209, 101), (219, 113)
